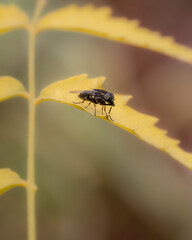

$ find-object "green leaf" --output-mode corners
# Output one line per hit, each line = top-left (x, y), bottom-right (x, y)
(0, 168), (27, 195)
(0, 76), (28, 102)
(37, 5), (192, 64)
(36, 74), (192, 169)
(0, 4), (29, 34)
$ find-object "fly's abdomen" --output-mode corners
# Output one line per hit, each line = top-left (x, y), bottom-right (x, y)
(79, 92), (90, 101)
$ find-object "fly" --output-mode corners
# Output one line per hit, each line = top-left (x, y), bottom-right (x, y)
(70, 89), (115, 121)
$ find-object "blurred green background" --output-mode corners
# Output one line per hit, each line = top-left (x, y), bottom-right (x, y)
(1, 0), (192, 239)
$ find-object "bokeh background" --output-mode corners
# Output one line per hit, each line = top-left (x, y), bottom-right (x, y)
(1, 0), (192, 239)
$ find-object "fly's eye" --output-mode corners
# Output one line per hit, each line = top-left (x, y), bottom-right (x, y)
(104, 93), (111, 100)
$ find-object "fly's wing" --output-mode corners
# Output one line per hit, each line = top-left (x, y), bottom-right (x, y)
(70, 90), (93, 101)
(93, 89), (108, 96)
(70, 90), (92, 94)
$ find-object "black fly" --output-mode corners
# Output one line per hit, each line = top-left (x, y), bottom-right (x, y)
(70, 89), (115, 121)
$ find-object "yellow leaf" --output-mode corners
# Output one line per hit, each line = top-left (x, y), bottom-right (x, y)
(0, 4), (29, 34)
(0, 168), (27, 195)
(36, 74), (192, 169)
(37, 5), (192, 64)
(0, 76), (28, 102)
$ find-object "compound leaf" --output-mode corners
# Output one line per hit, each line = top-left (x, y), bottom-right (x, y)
(0, 76), (28, 102)
(37, 5), (192, 64)
(0, 168), (26, 195)
(0, 4), (29, 34)
(36, 74), (192, 169)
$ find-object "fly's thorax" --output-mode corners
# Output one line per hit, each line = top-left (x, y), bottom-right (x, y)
(79, 92), (89, 100)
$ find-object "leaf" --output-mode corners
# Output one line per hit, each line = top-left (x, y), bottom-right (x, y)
(0, 76), (28, 102)
(0, 4), (29, 34)
(36, 74), (192, 169)
(37, 5), (192, 64)
(0, 168), (27, 195)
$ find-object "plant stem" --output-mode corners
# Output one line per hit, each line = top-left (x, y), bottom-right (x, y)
(27, 1), (46, 240)
(27, 25), (36, 240)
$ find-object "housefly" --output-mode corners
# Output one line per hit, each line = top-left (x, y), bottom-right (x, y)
(70, 89), (115, 121)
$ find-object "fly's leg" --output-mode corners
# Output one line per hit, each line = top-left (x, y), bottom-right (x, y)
(108, 114), (113, 121)
(104, 106), (113, 121)
(101, 106), (104, 115)
(104, 106), (108, 119)
(108, 107), (112, 114)
(85, 102), (91, 108)
(73, 100), (85, 104)
(108, 107), (113, 121)
(94, 104), (96, 116)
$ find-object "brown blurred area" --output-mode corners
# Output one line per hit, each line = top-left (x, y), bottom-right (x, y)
(0, 0), (192, 239)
